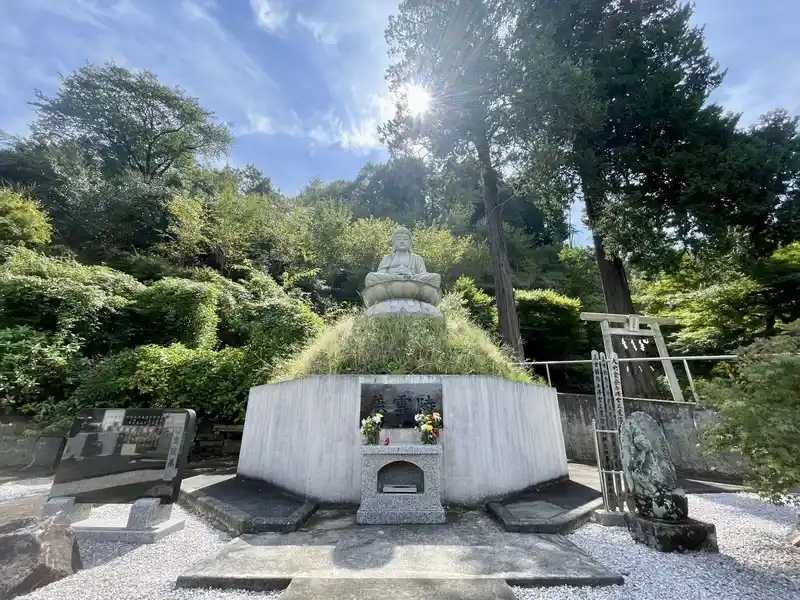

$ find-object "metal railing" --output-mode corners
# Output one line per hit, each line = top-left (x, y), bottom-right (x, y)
(513, 354), (740, 403)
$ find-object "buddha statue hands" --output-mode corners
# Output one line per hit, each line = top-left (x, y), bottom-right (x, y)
(363, 227), (442, 310)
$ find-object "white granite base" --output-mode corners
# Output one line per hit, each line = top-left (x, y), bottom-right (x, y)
(364, 299), (442, 317)
(356, 444), (446, 525)
(71, 517), (185, 543)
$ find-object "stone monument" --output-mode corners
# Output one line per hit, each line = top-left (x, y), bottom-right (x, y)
(362, 226), (443, 317)
(43, 408), (196, 543)
(620, 412), (717, 552)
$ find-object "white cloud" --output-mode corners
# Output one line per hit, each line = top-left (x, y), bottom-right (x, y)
(250, 0), (288, 33)
(293, 1), (399, 151)
(296, 13), (340, 48)
(0, 0), (283, 141)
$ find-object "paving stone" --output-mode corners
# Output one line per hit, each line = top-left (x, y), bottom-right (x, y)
(281, 578), (517, 600)
(176, 515), (623, 590)
(178, 473), (316, 535)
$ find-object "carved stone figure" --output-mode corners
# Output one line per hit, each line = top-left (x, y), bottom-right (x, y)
(620, 412), (688, 521)
(362, 227), (442, 316)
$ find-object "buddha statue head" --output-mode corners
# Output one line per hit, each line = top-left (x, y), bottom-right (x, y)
(390, 226), (413, 253)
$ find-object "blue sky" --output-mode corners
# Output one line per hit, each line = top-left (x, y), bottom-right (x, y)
(0, 0), (798, 206)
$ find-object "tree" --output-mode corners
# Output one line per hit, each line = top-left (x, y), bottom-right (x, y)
(381, 0), (525, 358)
(699, 323), (800, 506)
(513, 0), (723, 314)
(30, 62), (233, 181)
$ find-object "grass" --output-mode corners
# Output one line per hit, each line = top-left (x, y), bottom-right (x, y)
(272, 294), (535, 383)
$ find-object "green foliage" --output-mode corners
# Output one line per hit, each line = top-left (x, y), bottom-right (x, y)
(0, 273), (129, 356)
(516, 289), (586, 361)
(752, 242), (800, 326)
(31, 62), (232, 180)
(245, 298), (323, 360)
(128, 278), (220, 349)
(274, 295), (532, 382)
(634, 255), (764, 354)
(0, 327), (86, 413)
(0, 189), (52, 247)
(2, 247), (145, 298)
(46, 344), (261, 430)
(452, 277), (498, 331)
(699, 324), (800, 505)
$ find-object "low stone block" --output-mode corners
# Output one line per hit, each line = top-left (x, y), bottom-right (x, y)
(624, 512), (718, 553)
(0, 513), (82, 600)
(357, 444), (446, 525)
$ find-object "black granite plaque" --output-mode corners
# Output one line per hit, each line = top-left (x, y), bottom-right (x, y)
(360, 383), (443, 428)
(48, 408), (196, 504)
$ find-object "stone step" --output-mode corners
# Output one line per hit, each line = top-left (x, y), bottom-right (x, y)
(281, 578), (517, 600)
(176, 532), (623, 591)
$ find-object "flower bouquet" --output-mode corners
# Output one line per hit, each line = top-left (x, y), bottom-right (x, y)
(414, 411), (443, 445)
(361, 413), (383, 445)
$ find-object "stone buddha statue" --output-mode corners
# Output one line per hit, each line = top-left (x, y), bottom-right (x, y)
(362, 227), (442, 315)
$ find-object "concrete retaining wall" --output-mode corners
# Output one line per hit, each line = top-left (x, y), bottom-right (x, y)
(238, 375), (568, 505)
(558, 393), (745, 480)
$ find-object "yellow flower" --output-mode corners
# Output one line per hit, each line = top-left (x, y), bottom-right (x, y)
(424, 424), (433, 432)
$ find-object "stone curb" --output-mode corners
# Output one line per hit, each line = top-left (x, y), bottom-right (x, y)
(486, 497), (604, 534)
(178, 487), (316, 536)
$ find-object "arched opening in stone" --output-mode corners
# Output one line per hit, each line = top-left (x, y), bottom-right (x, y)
(377, 460), (424, 494)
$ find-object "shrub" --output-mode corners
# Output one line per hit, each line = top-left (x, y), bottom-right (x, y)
(1, 247), (145, 298)
(0, 326), (87, 413)
(0, 189), (52, 247)
(246, 298), (324, 359)
(515, 289), (586, 360)
(698, 322), (800, 506)
(128, 278), (220, 349)
(0, 273), (129, 355)
(273, 293), (533, 382)
(43, 344), (264, 430)
(452, 276), (498, 331)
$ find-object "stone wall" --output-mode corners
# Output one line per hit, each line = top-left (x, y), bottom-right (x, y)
(239, 375), (569, 505)
(0, 421), (64, 470)
(558, 393), (745, 481)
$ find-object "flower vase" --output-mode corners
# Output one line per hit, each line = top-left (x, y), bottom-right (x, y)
(364, 430), (381, 445)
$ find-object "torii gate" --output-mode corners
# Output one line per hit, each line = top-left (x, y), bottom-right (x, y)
(580, 312), (684, 402)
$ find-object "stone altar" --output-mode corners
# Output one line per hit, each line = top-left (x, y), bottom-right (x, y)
(362, 226), (443, 317)
(620, 411), (717, 552)
(357, 444), (446, 524)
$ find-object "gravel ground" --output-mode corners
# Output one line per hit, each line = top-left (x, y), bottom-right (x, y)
(2, 478), (797, 600)
(0, 476), (55, 501)
(24, 503), (283, 600)
(513, 493), (800, 600)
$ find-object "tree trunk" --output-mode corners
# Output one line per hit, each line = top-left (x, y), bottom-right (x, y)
(580, 159), (663, 399)
(475, 130), (525, 361)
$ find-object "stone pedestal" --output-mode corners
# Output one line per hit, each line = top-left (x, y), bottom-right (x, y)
(364, 299), (442, 317)
(357, 444), (446, 524)
(624, 512), (718, 553)
(44, 497), (185, 543)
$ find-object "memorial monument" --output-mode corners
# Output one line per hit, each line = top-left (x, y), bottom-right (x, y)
(237, 229), (569, 508)
(362, 226), (443, 316)
(43, 408), (196, 543)
(620, 412), (717, 552)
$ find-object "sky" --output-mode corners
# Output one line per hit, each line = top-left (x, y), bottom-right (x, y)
(0, 0), (798, 207)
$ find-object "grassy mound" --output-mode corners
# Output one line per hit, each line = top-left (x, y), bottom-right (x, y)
(273, 294), (533, 383)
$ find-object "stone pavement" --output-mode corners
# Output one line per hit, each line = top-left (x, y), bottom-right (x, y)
(176, 507), (623, 594)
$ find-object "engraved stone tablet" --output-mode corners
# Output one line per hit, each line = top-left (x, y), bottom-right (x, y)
(49, 408), (196, 504)
(360, 383), (442, 429)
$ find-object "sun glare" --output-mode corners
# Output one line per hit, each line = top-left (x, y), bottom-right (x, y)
(405, 83), (432, 117)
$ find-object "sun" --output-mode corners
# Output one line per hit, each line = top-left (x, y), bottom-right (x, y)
(405, 83), (432, 117)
